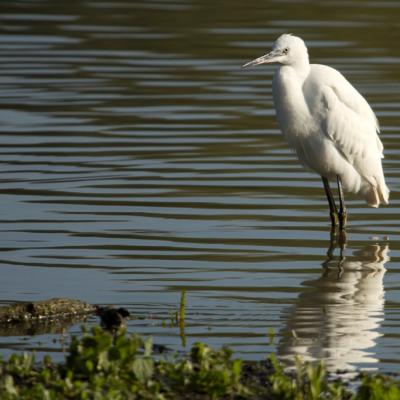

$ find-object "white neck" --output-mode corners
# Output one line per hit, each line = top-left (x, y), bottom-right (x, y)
(290, 54), (310, 82)
(272, 64), (311, 141)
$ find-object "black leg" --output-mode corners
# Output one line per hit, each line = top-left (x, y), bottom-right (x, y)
(336, 176), (347, 230)
(322, 177), (338, 228)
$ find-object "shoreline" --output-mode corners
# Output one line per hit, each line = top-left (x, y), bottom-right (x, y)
(1, 326), (398, 399)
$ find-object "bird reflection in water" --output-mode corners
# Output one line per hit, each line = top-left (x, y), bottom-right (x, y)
(278, 236), (389, 374)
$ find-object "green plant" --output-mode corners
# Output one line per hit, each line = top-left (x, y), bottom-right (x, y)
(356, 374), (400, 400)
(1, 326), (400, 399)
(159, 342), (246, 399)
(269, 354), (349, 400)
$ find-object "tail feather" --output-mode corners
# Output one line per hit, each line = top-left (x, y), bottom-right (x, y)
(365, 186), (379, 208)
(377, 182), (390, 205)
(363, 181), (389, 208)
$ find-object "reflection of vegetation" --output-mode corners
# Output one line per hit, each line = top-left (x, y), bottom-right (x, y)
(179, 289), (186, 347)
(166, 290), (187, 347)
(1, 326), (399, 399)
(0, 315), (88, 337)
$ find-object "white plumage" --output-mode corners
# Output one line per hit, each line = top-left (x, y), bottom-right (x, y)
(243, 34), (389, 228)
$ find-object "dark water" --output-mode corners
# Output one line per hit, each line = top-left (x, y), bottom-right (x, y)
(1, 0), (400, 374)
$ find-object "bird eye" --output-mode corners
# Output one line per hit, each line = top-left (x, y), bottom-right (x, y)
(283, 47), (289, 54)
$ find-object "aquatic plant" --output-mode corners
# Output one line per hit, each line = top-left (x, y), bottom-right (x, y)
(0, 326), (399, 399)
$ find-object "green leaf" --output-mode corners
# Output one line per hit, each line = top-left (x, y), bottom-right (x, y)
(144, 337), (153, 357)
(132, 358), (154, 383)
(4, 375), (18, 396)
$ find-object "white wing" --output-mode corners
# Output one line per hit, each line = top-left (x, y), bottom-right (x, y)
(308, 65), (384, 184)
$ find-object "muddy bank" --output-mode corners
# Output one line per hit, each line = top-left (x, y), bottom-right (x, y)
(0, 298), (95, 336)
(0, 298), (96, 324)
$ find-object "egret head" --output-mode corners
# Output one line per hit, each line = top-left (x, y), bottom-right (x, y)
(243, 34), (309, 68)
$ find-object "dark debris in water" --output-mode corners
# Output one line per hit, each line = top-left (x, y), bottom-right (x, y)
(0, 298), (96, 336)
(95, 306), (130, 331)
(0, 298), (96, 324)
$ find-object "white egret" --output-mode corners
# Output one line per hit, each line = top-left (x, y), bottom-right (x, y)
(243, 34), (389, 229)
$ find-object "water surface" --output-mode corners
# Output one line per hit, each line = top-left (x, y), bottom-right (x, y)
(1, 0), (400, 374)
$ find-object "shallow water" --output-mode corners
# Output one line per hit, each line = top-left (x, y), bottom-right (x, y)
(0, 0), (400, 374)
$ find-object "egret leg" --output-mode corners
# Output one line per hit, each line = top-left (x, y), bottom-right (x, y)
(326, 227), (338, 259)
(336, 176), (347, 230)
(325, 223), (347, 259)
(323, 228), (347, 278)
(322, 177), (338, 228)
